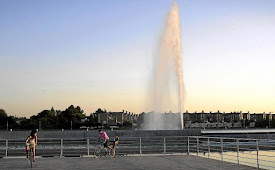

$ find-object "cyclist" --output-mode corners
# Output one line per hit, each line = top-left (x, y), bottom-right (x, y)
(98, 130), (109, 150)
(25, 129), (37, 162)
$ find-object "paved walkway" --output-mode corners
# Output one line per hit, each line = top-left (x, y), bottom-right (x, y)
(0, 155), (255, 170)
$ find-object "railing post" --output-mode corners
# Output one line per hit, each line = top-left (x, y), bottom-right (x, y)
(139, 137), (142, 156)
(187, 137), (190, 155)
(5, 140), (8, 157)
(207, 138), (210, 158)
(164, 137), (166, 155)
(236, 139), (239, 165)
(60, 139), (63, 157)
(196, 137), (199, 156)
(87, 139), (90, 156)
(220, 138), (223, 161)
(256, 140), (259, 169)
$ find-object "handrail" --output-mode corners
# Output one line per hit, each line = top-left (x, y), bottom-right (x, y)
(189, 135), (275, 141)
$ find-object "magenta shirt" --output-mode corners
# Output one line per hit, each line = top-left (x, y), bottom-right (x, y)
(99, 132), (109, 140)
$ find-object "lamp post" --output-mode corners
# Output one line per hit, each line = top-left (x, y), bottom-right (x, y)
(71, 121), (72, 131)
(39, 121), (41, 131)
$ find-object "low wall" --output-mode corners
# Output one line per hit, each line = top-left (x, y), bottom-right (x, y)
(0, 129), (201, 140)
(205, 133), (275, 139)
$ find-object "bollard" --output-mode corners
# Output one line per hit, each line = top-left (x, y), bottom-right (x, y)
(164, 137), (166, 155)
(236, 139), (239, 165)
(187, 137), (190, 155)
(5, 140), (8, 157)
(220, 138), (223, 161)
(61, 139), (63, 157)
(139, 137), (142, 156)
(87, 139), (90, 156)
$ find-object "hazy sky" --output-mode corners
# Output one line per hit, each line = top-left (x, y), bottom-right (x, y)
(1, 0), (274, 117)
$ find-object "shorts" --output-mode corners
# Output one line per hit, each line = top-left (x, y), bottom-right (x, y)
(103, 140), (109, 148)
(27, 143), (35, 148)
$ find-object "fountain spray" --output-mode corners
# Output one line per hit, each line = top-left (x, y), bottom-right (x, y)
(152, 1), (184, 129)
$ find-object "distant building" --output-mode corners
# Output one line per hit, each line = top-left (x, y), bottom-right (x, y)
(250, 113), (266, 122)
(95, 109), (274, 129)
(223, 112), (242, 123)
(181, 111), (272, 129)
(243, 112), (251, 120)
(266, 112), (273, 121)
(96, 110), (138, 128)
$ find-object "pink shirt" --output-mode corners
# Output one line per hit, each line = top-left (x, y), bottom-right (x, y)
(99, 131), (109, 141)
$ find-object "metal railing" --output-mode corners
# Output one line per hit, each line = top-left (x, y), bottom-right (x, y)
(187, 136), (275, 170)
(0, 136), (274, 169)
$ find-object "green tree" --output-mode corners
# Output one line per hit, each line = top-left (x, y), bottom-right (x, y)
(0, 109), (8, 129)
(57, 105), (85, 129)
(95, 108), (104, 114)
(37, 110), (57, 129)
(17, 117), (30, 129)
(7, 116), (17, 129)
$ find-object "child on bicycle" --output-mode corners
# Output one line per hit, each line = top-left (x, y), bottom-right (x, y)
(25, 129), (37, 162)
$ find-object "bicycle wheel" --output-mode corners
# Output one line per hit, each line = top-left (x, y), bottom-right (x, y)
(109, 148), (116, 158)
(94, 147), (101, 158)
(29, 149), (33, 168)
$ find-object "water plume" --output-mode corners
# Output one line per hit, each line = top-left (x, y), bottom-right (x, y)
(145, 1), (184, 130)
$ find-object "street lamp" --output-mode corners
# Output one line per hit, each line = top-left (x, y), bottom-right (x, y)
(71, 121), (72, 131)
(39, 121), (41, 131)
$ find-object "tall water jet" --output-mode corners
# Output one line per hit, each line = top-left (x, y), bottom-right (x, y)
(146, 1), (184, 130)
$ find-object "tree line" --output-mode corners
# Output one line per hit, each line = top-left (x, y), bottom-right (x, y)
(1, 107), (275, 130)
(0, 106), (102, 130)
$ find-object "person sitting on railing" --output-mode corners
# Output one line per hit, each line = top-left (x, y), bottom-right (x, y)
(25, 129), (37, 162)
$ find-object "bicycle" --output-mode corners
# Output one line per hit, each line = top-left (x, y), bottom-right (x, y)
(94, 141), (116, 158)
(26, 143), (35, 168)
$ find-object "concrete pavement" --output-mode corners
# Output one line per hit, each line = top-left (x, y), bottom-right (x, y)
(0, 155), (256, 170)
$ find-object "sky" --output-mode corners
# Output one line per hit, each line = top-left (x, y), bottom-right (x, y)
(0, 0), (274, 117)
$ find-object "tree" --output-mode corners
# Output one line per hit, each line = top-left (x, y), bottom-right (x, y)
(0, 109), (8, 129)
(37, 110), (57, 129)
(57, 105), (86, 129)
(0, 108), (8, 118)
(95, 108), (104, 114)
